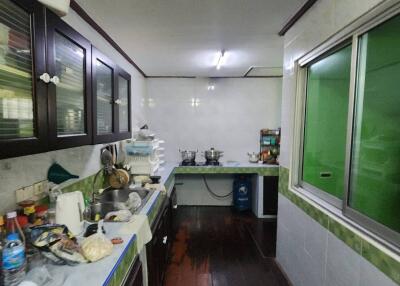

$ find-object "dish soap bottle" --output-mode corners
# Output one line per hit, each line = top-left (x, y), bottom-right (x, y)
(3, 212), (26, 286)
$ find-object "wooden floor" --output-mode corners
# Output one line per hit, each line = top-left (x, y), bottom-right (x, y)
(164, 206), (289, 286)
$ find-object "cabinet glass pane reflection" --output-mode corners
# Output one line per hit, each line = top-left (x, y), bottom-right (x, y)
(55, 32), (85, 136)
(0, 0), (34, 139)
(95, 59), (113, 134)
(118, 75), (129, 132)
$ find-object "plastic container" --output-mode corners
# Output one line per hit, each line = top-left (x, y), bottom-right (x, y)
(3, 233), (26, 286)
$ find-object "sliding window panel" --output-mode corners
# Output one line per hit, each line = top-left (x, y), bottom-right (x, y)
(115, 66), (131, 140)
(0, 0), (47, 159)
(46, 9), (92, 149)
(301, 44), (352, 202)
(347, 14), (400, 245)
(92, 47), (117, 144)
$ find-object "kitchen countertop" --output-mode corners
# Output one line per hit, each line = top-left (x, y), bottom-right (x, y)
(34, 161), (279, 286)
(28, 190), (166, 286)
(156, 161), (280, 191)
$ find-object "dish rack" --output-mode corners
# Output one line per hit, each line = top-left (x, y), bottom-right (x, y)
(124, 139), (165, 175)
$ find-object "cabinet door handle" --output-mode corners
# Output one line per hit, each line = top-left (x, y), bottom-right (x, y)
(162, 236), (168, 244)
(114, 99), (122, 105)
(39, 73), (51, 83)
(50, 76), (60, 85)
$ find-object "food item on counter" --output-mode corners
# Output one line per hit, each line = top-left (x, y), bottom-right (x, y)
(104, 210), (132, 222)
(30, 224), (74, 249)
(30, 224), (87, 265)
(83, 223), (105, 238)
(111, 237), (123, 245)
(81, 220), (113, 262)
(49, 237), (88, 265)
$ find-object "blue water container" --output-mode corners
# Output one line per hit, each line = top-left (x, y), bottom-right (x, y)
(233, 175), (251, 211)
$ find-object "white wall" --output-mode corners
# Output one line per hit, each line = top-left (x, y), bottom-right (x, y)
(146, 77), (281, 206)
(0, 9), (147, 213)
(277, 0), (397, 286)
(146, 77), (282, 163)
(277, 194), (398, 286)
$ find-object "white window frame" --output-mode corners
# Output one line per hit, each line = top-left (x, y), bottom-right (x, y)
(290, 0), (400, 252)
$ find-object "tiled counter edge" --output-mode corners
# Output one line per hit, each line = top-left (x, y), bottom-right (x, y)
(278, 166), (400, 285)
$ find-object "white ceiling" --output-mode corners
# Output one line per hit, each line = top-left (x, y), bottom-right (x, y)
(75, 0), (306, 77)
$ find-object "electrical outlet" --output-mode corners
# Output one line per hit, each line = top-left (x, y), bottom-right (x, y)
(24, 185), (34, 200)
(33, 180), (47, 200)
(16, 188), (25, 203)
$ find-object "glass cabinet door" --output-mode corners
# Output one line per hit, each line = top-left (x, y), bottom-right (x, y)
(0, 0), (47, 159)
(116, 66), (131, 140)
(46, 10), (92, 149)
(92, 47), (116, 143)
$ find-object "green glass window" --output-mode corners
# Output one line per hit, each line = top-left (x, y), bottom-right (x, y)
(302, 45), (352, 199)
(349, 15), (400, 233)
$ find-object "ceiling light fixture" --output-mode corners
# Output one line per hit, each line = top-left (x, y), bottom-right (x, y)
(216, 50), (226, 70)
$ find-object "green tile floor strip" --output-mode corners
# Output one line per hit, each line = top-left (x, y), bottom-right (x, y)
(278, 166), (400, 285)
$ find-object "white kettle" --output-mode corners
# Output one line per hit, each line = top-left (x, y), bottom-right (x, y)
(56, 191), (85, 235)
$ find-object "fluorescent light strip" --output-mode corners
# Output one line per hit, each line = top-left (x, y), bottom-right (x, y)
(216, 50), (225, 70)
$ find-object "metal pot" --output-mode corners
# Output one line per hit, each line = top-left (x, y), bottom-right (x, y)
(179, 149), (197, 162)
(204, 148), (223, 161)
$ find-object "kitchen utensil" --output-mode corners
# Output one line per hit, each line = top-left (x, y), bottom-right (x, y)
(55, 191), (85, 236)
(108, 169), (130, 189)
(179, 149), (197, 162)
(247, 152), (259, 163)
(203, 148), (224, 161)
(101, 148), (113, 175)
(47, 163), (79, 184)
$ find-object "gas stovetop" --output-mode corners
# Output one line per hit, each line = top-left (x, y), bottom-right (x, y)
(180, 161), (222, 166)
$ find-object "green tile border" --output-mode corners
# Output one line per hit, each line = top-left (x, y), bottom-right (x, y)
(278, 166), (400, 285)
(61, 170), (107, 200)
(105, 238), (138, 286)
(175, 166), (279, 176)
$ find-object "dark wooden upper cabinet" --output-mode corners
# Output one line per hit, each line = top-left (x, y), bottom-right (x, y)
(92, 47), (132, 143)
(0, 2), (131, 159)
(0, 0), (48, 159)
(46, 9), (92, 150)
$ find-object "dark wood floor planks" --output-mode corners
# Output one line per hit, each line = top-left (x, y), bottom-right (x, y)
(164, 206), (289, 286)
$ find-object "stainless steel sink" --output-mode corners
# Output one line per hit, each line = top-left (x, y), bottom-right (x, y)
(99, 187), (150, 203)
(85, 187), (153, 221)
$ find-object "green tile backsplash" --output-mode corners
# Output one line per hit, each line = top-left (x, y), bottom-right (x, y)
(278, 166), (400, 285)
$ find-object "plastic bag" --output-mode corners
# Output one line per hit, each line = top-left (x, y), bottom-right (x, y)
(104, 210), (132, 222)
(81, 220), (113, 262)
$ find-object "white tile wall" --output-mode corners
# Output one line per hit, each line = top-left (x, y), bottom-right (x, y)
(145, 77), (282, 206)
(0, 9), (147, 213)
(276, 195), (397, 286)
(146, 77), (282, 163)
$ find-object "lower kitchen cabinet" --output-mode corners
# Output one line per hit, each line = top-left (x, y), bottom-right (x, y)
(263, 176), (279, 215)
(122, 257), (143, 286)
(147, 198), (171, 286)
